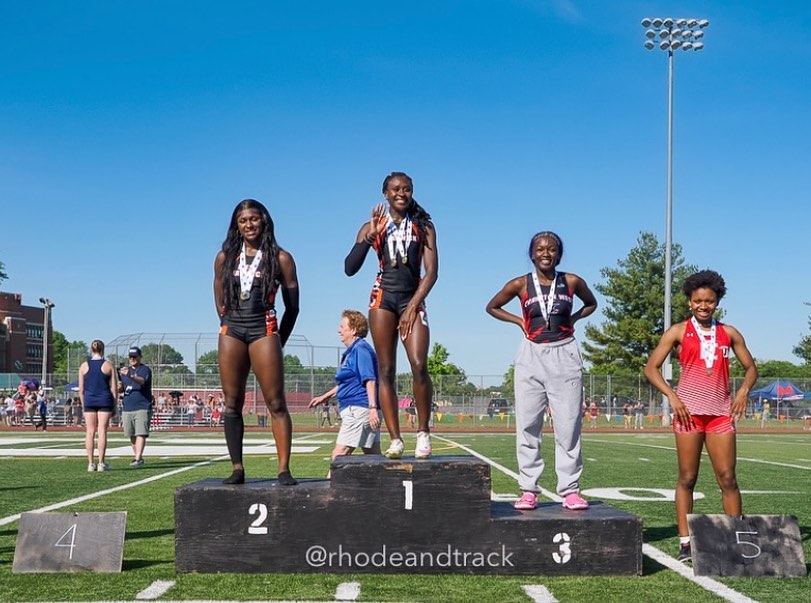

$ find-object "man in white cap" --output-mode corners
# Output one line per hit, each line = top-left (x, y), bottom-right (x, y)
(118, 346), (153, 466)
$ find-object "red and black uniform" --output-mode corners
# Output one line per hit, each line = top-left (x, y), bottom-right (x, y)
(520, 272), (574, 343)
(368, 217), (426, 317)
(219, 257), (279, 344)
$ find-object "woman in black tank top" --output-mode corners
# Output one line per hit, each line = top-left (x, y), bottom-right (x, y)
(214, 199), (300, 486)
(344, 172), (438, 460)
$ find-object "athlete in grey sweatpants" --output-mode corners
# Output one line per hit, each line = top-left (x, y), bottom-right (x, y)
(514, 337), (584, 496)
(486, 230), (597, 510)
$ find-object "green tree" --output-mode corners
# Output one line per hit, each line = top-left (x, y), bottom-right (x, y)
(754, 359), (811, 379)
(582, 231), (698, 374)
(196, 349), (219, 375)
(792, 314), (811, 365)
(0, 260), (7, 283)
(427, 343), (476, 396)
(140, 343), (191, 374)
(51, 331), (89, 381)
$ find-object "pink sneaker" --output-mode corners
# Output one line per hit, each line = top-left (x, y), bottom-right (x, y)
(562, 492), (589, 510)
(514, 492), (538, 510)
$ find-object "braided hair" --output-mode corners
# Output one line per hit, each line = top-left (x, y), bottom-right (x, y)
(382, 171), (433, 250)
(527, 231), (564, 266)
(220, 199), (281, 311)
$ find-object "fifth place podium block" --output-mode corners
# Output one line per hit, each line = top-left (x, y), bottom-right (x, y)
(175, 455), (643, 575)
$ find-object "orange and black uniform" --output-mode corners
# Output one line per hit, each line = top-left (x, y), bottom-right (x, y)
(219, 257), (279, 344)
(367, 218), (426, 317)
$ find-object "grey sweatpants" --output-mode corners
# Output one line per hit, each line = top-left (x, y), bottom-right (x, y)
(513, 337), (584, 496)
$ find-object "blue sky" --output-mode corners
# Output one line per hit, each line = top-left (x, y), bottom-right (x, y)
(2, 1), (810, 380)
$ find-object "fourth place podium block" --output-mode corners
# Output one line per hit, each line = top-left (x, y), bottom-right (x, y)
(175, 455), (642, 575)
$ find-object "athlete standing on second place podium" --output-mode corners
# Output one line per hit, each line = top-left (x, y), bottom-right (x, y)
(214, 199), (300, 486)
(344, 172), (438, 459)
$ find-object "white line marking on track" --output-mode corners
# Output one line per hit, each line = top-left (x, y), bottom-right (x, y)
(642, 544), (758, 603)
(522, 584), (558, 602)
(136, 579), (176, 600)
(590, 439), (811, 471)
(433, 435), (559, 502)
(438, 435), (757, 603)
(0, 456), (222, 527)
(334, 581), (361, 601)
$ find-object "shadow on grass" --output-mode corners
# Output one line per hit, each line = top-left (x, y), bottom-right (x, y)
(642, 525), (679, 545)
(123, 558), (174, 570)
(126, 528), (175, 541)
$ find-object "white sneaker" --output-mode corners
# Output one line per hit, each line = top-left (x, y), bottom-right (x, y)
(97, 463), (111, 472)
(415, 431), (432, 459)
(87, 462), (96, 472)
(384, 438), (405, 459)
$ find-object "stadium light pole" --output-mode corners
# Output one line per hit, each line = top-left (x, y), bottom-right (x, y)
(39, 297), (55, 389)
(642, 17), (708, 424)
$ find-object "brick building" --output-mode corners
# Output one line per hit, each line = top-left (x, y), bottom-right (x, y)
(0, 291), (52, 377)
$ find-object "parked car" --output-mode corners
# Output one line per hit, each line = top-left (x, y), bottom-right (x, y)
(487, 398), (513, 418)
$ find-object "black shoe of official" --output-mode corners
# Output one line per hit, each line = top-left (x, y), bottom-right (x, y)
(677, 543), (692, 563)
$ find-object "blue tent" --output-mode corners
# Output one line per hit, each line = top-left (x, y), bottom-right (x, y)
(749, 380), (804, 401)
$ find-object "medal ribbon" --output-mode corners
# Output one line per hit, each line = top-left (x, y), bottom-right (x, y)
(531, 271), (557, 328)
(238, 244), (263, 300)
(385, 213), (413, 265)
(691, 317), (717, 371)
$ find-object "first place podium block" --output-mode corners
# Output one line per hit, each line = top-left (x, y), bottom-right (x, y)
(175, 456), (641, 575)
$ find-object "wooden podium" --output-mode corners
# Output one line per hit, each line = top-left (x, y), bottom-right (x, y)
(175, 456), (642, 575)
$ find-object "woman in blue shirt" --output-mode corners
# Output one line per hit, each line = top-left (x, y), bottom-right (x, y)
(310, 310), (381, 460)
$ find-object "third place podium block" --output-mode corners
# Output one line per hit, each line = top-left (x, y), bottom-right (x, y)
(175, 455), (642, 575)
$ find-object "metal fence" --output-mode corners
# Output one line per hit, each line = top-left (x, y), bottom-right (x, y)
(17, 369), (810, 422)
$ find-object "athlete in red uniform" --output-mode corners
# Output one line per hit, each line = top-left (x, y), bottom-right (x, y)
(645, 270), (757, 562)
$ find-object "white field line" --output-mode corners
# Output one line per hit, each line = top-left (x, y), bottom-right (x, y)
(0, 431), (335, 528)
(522, 584), (559, 602)
(436, 435), (757, 603)
(589, 439), (811, 471)
(334, 581), (361, 601)
(0, 456), (222, 527)
(136, 579), (176, 600)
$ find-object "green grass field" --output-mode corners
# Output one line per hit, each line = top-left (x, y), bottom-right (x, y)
(0, 429), (809, 602)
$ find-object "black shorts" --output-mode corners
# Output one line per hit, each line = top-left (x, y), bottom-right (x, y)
(369, 286), (427, 322)
(220, 311), (278, 345)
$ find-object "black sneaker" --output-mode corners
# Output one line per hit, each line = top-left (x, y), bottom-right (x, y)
(677, 543), (692, 562)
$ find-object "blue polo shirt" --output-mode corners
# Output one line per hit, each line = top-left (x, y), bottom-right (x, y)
(335, 338), (378, 411)
(121, 364), (153, 412)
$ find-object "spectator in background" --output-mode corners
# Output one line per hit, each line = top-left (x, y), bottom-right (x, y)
(622, 401), (633, 428)
(589, 401), (599, 428)
(79, 339), (118, 472)
(119, 346), (153, 467)
(634, 400), (645, 430)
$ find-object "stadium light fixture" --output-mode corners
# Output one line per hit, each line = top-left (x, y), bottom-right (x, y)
(640, 17), (709, 422)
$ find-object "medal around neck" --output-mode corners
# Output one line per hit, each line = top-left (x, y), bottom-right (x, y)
(238, 245), (262, 301)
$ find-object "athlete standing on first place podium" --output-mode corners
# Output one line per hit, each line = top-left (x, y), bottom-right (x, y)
(344, 172), (438, 460)
(486, 231), (597, 512)
(645, 270), (757, 562)
(214, 199), (300, 486)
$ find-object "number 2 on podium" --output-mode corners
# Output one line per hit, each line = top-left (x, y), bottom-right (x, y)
(248, 503), (269, 534)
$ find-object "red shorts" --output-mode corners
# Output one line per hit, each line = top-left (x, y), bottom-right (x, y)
(674, 414), (735, 434)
